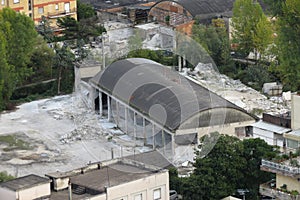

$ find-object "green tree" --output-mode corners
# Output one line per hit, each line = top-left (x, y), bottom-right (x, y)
(171, 134), (278, 199)
(192, 19), (234, 69)
(53, 44), (75, 94)
(57, 16), (79, 41)
(77, 0), (95, 21)
(27, 36), (55, 83)
(240, 138), (277, 198)
(232, 0), (273, 59)
(128, 29), (143, 51)
(0, 32), (14, 110)
(0, 171), (14, 183)
(36, 15), (55, 42)
(56, 16), (106, 42)
(263, 0), (285, 17)
(275, 0), (300, 91)
(0, 8), (38, 109)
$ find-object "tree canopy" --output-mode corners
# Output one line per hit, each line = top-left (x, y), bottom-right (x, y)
(0, 8), (39, 109)
(231, 0), (273, 59)
(0, 171), (14, 183)
(170, 134), (278, 200)
(192, 19), (233, 69)
(275, 0), (300, 91)
(56, 16), (106, 42)
(77, 0), (96, 21)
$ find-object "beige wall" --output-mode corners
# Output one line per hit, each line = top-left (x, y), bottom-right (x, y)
(18, 183), (50, 200)
(176, 120), (255, 138)
(0, 0), (30, 14)
(0, 0), (77, 25)
(106, 171), (169, 200)
(276, 174), (300, 192)
(78, 67), (101, 79)
(52, 177), (70, 191)
(292, 95), (300, 130)
(33, 0), (77, 24)
(0, 183), (50, 200)
(0, 187), (16, 200)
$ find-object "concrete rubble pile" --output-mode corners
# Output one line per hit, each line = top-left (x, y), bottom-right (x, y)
(186, 63), (290, 117)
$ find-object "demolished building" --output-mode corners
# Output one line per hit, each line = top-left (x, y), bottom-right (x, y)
(77, 58), (256, 163)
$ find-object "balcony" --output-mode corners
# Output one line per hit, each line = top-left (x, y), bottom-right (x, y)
(260, 181), (300, 200)
(261, 159), (300, 177)
(47, 8), (76, 19)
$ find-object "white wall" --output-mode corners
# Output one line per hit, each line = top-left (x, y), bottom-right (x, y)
(292, 95), (300, 130)
(0, 187), (16, 200)
(253, 127), (274, 146)
(106, 171), (169, 200)
(18, 183), (50, 200)
(52, 177), (70, 191)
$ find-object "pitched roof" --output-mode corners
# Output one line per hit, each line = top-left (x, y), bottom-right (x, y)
(90, 58), (255, 132)
(0, 174), (50, 191)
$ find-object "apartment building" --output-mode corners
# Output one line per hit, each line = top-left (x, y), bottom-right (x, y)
(259, 95), (300, 200)
(0, 0), (77, 28)
(0, 151), (171, 200)
(260, 159), (300, 200)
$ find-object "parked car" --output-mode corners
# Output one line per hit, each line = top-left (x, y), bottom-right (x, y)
(170, 190), (178, 200)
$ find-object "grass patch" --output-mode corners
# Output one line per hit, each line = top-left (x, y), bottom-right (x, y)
(0, 135), (32, 151)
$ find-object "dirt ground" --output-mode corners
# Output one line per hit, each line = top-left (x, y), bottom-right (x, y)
(0, 94), (146, 177)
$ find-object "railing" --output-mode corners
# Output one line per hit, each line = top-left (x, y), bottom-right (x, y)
(48, 8), (77, 18)
(261, 159), (300, 176)
(260, 184), (300, 200)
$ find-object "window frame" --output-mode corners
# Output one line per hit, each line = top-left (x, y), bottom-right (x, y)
(38, 7), (44, 14)
(153, 188), (161, 200)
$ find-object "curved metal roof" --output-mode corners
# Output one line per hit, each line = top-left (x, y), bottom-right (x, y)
(151, 0), (268, 18)
(151, 0), (235, 17)
(90, 58), (255, 132)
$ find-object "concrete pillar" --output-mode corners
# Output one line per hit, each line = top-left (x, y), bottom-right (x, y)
(183, 54), (186, 67)
(99, 91), (103, 117)
(143, 118), (146, 145)
(116, 101), (119, 126)
(152, 123), (155, 149)
(107, 95), (111, 122)
(133, 112), (137, 139)
(178, 56), (182, 72)
(162, 130), (166, 155)
(171, 133), (175, 158)
(125, 107), (128, 133)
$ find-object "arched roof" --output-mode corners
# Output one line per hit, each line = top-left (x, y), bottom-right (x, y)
(90, 58), (256, 132)
(151, 0), (235, 17)
(151, 0), (268, 18)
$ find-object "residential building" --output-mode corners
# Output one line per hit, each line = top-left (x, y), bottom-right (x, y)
(292, 94), (300, 130)
(260, 159), (300, 200)
(0, 0), (77, 29)
(0, 151), (171, 200)
(47, 157), (170, 200)
(0, 174), (51, 200)
(260, 94), (300, 199)
(250, 120), (291, 148)
(283, 94), (300, 151)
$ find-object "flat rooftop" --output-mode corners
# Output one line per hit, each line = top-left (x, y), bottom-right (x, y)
(49, 161), (163, 200)
(252, 121), (291, 134)
(0, 174), (50, 191)
(70, 163), (153, 191)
